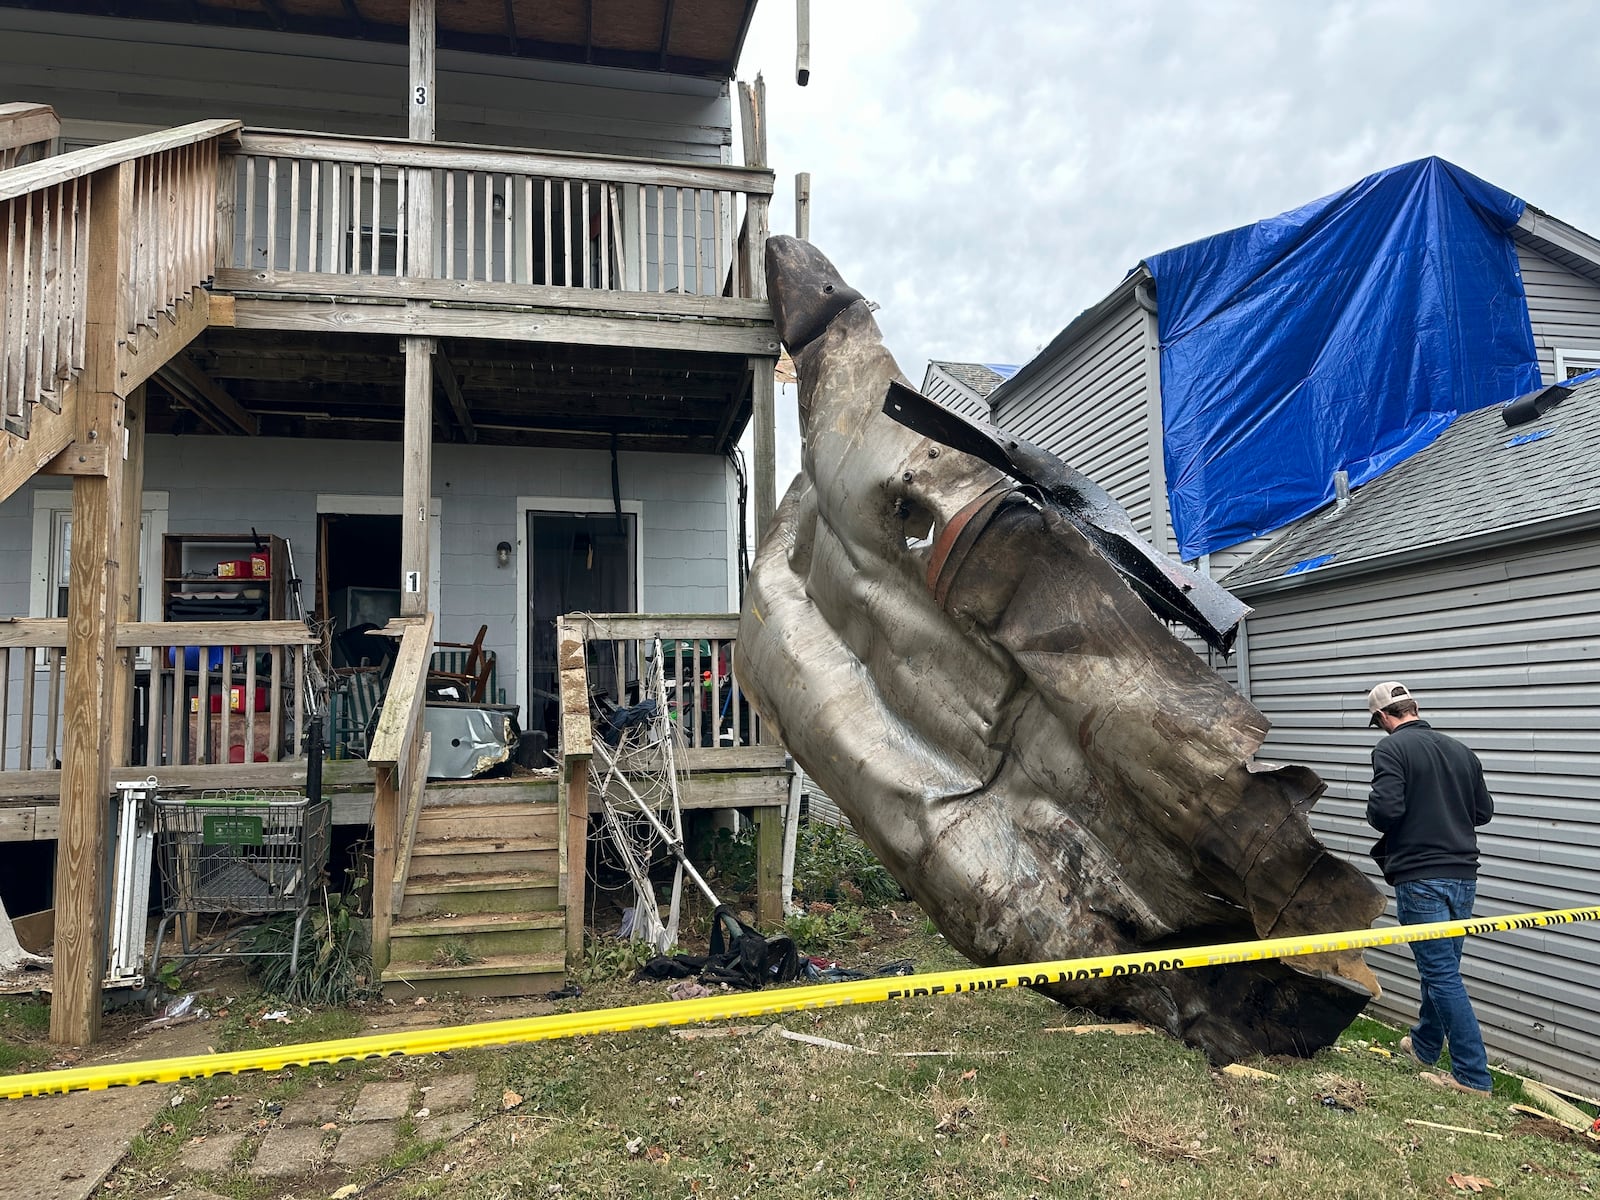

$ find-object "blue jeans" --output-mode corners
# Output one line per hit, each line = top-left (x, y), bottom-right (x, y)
(1395, 878), (1492, 1092)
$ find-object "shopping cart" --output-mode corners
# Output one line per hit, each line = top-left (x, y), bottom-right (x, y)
(150, 790), (330, 979)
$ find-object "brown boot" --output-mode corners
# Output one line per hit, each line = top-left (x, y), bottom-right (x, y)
(1423, 1071), (1491, 1098)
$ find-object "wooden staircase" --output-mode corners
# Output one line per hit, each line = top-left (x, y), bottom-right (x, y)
(381, 776), (568, 998)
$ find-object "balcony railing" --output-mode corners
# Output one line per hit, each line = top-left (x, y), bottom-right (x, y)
(218, 130), (773, 303)
(0, 618), (318, 794)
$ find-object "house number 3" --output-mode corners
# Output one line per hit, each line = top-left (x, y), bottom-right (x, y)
(414, 85), (428, 106)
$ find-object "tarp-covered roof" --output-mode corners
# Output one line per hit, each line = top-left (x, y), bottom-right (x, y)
(1146, 157), (1541, 561)
(1226, 372), (1600, 591)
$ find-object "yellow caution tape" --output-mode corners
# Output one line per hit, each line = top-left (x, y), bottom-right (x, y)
(4, 903), (1595, 1100)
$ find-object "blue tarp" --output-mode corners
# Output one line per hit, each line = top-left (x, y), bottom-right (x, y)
(1145, 157), (1540, 560)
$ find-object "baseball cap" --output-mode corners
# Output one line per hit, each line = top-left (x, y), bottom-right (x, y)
(1366, 680), (1412, 726)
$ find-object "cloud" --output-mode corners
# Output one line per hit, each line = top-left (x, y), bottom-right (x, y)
(734, 0), (1600, 494)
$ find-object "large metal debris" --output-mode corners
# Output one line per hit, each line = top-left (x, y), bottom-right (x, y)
(735, 236), (1386, 1063)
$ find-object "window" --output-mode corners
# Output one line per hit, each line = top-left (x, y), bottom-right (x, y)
(1553, 348), (1600, 382)
(31, 490), (169, 629)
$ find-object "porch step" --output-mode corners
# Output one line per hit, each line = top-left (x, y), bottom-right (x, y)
(407, 835), (556, 877)
(413, 802), (557, 842)
(422, 777), (559, 807)
(380, 951), (567, 1000)
(399, 869), (561, 918)
(387, 910), (565, 964)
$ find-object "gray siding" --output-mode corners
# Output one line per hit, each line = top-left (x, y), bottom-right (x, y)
(1518, 242), (1600, 383)
(0, 11), (730, 162)
(921, 365), (993, 426)
(0, 436), (733, 763)
(991, 292), (1156, 539)
(1240, 532), (1600, 1092)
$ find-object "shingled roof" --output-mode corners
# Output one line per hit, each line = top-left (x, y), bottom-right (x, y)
(928, 361), (1016, 398)
(1227, 372), (1600, 593)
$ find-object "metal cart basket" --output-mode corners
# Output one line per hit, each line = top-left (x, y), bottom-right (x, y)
(151, 790), (330, 978)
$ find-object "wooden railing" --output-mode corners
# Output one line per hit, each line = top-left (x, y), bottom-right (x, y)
(0, 617), (317, 784)
(219, 130), (773, 300)
(0, 120), (239, 444)
(556, 612), (778, 769)
(0, 103), (59, 172)
(367, 614), (435, 972)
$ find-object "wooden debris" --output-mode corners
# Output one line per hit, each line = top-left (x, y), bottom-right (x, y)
(1220, 1064), (1281, 1082)
(1508, 1102), (1585, 1132)
(1521, 1080), (1593, 1130)
(779, 1030), (878, 1054)
(1040, 1022), (1153, 1036)
(1404, 1118), (1503, 1140)
(670, 1024), (767, 1042)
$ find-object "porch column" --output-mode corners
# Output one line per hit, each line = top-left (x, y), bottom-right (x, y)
(401, 336), (435, 617)
(407, 0), (436, 278)
(110, 386), (147, 765)
(751, 357), (777, 539)
(52, 162), (133, 1046)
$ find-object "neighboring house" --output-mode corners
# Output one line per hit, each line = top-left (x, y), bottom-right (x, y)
(0, 0), (789, 1039)
(920, 360), (1016, 425)
(1220, 372), (1600, 1094)
(988, 158), (1600, 580)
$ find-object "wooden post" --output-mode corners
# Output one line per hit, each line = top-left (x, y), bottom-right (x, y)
(753, 804), (784, 928)
(795, 172), (811, 241)
(409, 0), (436, 141)
(109, 385), (146, 767)
(556, 617), (592, 969)
(795, 0), (811, 86)
(751, 356), (777, 540)
(407, 0), (436, 282)
(400, 336), (434, 616)
(52, 162), (133, 1046)
(370, 761), (400, 972)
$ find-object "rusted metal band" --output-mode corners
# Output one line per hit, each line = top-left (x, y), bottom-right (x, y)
(926, 484), (1014, 609)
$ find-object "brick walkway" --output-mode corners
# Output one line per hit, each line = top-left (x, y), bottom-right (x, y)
(174, 1072), (480, 1183)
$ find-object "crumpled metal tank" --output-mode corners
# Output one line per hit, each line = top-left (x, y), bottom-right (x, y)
(735, 236), (1385, 1063)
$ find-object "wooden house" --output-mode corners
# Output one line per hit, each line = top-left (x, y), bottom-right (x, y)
(0, 0), (792, 1043)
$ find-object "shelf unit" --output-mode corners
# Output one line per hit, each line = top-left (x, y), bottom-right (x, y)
(162, 533), (289, 622)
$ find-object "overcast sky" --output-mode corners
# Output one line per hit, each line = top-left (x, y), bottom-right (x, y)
(732, 0), (1600, 488)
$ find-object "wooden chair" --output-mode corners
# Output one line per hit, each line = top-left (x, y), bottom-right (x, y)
(428, 624), (495, 704)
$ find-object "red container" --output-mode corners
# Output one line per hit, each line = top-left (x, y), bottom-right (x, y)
(250, 551), (270, 578)
(216, 559), (252, 578)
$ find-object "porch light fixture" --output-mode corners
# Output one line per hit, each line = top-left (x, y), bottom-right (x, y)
(496, 540), (513, 567)
(491, 192), (506, 218)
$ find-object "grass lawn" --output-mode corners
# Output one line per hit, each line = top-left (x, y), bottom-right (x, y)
(49, 904), (1599, 1200)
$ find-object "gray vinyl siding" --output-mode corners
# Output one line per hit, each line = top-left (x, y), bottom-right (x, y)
(1517, 242), (1600, 383)
(991, 292), (1155, 539)
(0, 437), (733, 766)
(1238, 531), (1600, 1093)
(0, 11), (730, 162)
(921, 366), (992, 426)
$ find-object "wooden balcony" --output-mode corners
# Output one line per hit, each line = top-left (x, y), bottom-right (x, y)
(212, 129), (779, 358)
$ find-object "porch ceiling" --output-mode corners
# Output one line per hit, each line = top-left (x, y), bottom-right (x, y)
(1, 0), (758, 78)
(145, 330), (754, 453)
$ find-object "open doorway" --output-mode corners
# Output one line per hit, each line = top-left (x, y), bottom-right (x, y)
(525, 510), (638, 753)
(318, 512), (402, 669)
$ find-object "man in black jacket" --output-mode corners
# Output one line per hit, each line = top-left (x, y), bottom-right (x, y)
(1366, 680), (1495, 1097)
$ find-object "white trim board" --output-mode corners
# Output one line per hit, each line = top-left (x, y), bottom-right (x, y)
(315, 493), (443, 617)
(30, 488), (170, 622)
(1554, 347), (1600, 382)
(514, 494), (645, 731)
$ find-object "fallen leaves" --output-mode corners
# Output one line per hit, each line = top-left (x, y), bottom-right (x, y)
(1447, 1174), (1496, 1193)
(502, 1089), (524, 1110)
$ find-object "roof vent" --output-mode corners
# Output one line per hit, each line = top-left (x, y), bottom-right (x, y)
(1501, 383), (1571, 427)
(1333, 470), (1350, 510)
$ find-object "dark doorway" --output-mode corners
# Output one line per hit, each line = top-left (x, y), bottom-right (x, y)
(318, 513), (402, 668)
(526, 511), (636, 748)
